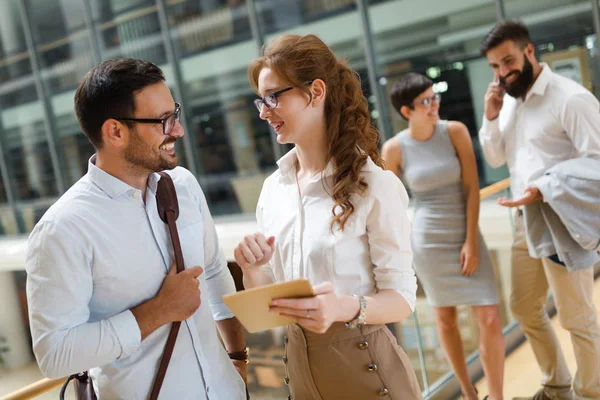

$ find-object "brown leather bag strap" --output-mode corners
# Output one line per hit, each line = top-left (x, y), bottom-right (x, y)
(150, 172), (185, 400)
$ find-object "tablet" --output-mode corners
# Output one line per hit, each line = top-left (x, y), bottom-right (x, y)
(222, 279), (315, 333)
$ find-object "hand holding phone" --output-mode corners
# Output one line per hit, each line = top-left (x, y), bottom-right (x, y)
(484, 76), (505, 121)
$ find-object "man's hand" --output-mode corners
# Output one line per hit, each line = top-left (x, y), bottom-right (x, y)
(232, 359), (247, 384)
(484, 79), (505, 121)
(132, 263), (203, 340)
(155, 263), (204, 323)
(497, 186), (542, 207)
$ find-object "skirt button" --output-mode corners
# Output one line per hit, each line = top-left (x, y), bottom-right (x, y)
(379, 387), (389, 396)
(358, 341), (369, 350)
(367, 363), (378, 372)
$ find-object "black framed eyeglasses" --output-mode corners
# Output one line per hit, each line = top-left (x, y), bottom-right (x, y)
(253, 81), (314, 113)
(411, 93), (441, 108)
(116, 102), (181, 135)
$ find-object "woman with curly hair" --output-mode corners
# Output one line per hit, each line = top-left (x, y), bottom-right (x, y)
(234, 33), (422, 399)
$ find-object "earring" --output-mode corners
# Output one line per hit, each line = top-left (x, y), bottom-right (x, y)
(312, 101), (317, 107)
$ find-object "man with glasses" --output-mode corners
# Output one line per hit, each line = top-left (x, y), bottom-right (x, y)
(25, 58), (247, 399)
(479, 20), (600, 400)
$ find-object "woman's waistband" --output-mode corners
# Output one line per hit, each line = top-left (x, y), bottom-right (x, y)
(286, 323), (387, 348)
(412, 183), (464, 201)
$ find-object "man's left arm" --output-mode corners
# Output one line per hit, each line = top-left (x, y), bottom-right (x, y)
(499, 91), (600, 208)
(562, 92), (600, 159)
(215, 318), (247, 383)
(196, 182), (247, 382)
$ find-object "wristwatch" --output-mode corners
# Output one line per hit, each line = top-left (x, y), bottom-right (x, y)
(228, 347), (249, 364)
(345, 295), (367, 329)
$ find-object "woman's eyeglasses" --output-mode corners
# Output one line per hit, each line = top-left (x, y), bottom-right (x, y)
(116, 103), (181, 135)
(411, 93), (441, 108)
(253, 81), (314, 113)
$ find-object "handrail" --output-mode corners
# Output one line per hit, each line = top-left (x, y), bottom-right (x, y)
(479, 177), (510, 200)
(1, 178), (511, 399)
(0, 377), (65, 400)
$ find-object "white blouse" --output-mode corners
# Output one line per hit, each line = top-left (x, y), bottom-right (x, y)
(256, 149), (417, 311)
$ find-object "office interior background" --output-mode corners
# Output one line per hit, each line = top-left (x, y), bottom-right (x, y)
(0, 0), (599, 398)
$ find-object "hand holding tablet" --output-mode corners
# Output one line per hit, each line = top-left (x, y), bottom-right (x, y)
(222, 279), (315, 333)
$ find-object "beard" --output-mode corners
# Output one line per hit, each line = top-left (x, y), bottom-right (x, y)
(499, 56), (534, 98)
(123, 128), (178, 172)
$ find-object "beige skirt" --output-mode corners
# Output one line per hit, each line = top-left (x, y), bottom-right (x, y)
(282, 322), (423, 400)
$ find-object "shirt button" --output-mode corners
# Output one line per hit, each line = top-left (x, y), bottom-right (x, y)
(206, 386), (210, 393)
(133, 192), (139, 200)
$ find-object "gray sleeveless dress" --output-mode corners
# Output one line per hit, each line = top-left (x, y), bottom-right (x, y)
(397, 120), (498, 307)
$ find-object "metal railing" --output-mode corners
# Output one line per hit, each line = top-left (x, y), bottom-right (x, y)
(0, 178), (511, 400)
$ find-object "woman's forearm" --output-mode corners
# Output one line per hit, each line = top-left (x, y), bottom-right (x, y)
(464, 186), (480, 244)
(241, 267), (273, 289)
(335, 289), (413, 325)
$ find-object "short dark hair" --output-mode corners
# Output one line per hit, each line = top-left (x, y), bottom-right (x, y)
(74, 58), (165, 149)
(480, 20), (532, 56)
(389, 72), (433, 120)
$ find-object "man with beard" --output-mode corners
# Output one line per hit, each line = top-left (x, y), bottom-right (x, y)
(25, 59), (247, 399)
(479, 21), (600, 400)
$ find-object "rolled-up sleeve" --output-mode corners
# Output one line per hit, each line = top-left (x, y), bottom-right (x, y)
(256, 187), (276, 282)
(365, 171), (417, 311)
(479, 116), (507, 168)
(196, 182), (237, 321)
(26, 220), (141, 379)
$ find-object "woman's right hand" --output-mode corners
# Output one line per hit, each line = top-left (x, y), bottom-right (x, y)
(234, 232), (275, 271)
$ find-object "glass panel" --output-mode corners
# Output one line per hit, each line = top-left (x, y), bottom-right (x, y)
(0, 2), (60, 203)
(257, 0), (357, 35)
(0, 0), (35, 107)
(25, 0), (97, 187)
(168, 0), (253, 56)
(369, 0), (502, 186)
(2, 100), (59, 201)
(166, 0), (271, 217)
(27, 0), (87, 44)
(0, 176), (6, 205)
(92, 0), (168, 65)
(0, 133), (7, 206)
(0, 206), (19, 235)
(0, 142), (11, 235)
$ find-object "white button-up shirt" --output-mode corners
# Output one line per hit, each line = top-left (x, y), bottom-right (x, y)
(26, 158), (245, 400)
(257, 149), (417, 311)
(479, 63), (600, 198)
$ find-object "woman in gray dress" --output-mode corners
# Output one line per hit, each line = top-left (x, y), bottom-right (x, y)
(382, 73), (504, 400)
